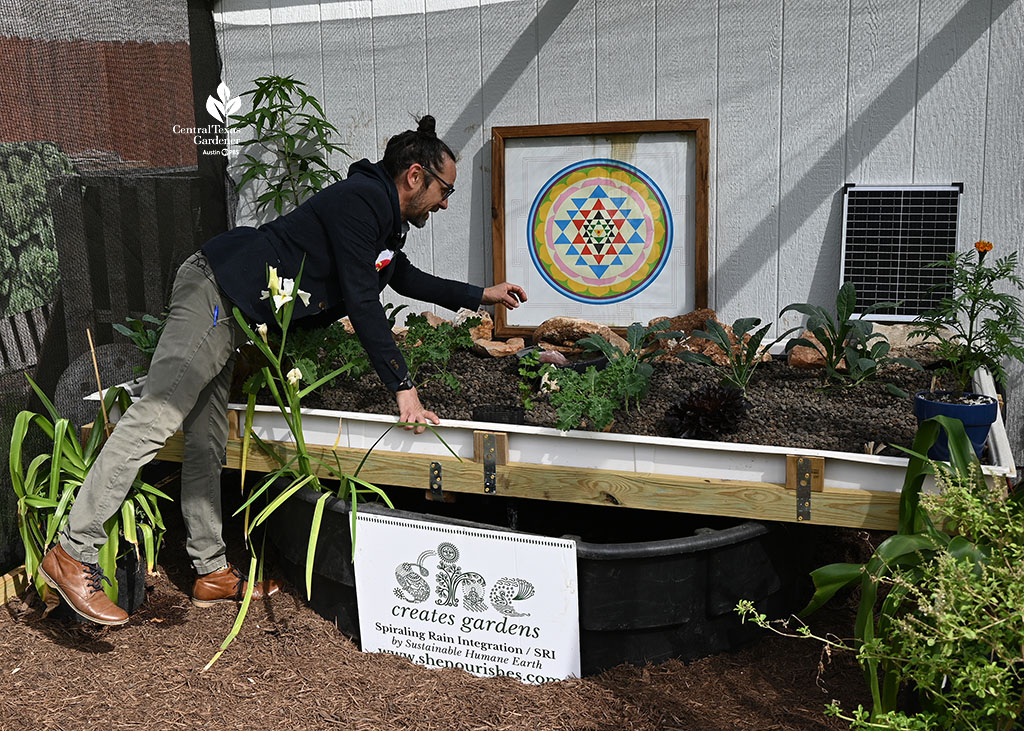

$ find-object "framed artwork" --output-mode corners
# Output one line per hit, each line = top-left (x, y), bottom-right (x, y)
(491, 120), (709, 338)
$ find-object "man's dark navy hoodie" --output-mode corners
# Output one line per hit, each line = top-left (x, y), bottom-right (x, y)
(203, 159), (483, 391)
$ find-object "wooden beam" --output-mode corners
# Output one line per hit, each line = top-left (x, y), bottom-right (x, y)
(785, 455), (824, 492)
(1, 565), (27, 604)
(473, 430), (509, 465)
(153, 432), (900, 531)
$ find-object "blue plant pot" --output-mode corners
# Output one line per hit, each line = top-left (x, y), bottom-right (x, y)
(913, 390), (998, 460)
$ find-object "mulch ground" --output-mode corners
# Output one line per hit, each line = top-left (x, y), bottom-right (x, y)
(0, 477), (876, 731)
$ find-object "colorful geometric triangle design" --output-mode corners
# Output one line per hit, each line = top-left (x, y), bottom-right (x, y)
(544, 183), (652, 278)
(527, 158), (673, 305)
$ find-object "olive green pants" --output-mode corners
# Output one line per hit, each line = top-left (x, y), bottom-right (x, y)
(61, 252), (246, 574)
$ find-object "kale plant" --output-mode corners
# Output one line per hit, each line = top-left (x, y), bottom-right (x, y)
(782, 282), (920, 391)
(516, 349), (542, 410)
(401, 313), (479, 391)
(677, 316), (788, 392)
(282, 320), (370, 385)
(545, 321), (679, 430)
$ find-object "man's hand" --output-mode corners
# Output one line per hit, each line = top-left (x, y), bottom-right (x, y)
(396, 388), (440, 434)
(482, 282), (527, 309)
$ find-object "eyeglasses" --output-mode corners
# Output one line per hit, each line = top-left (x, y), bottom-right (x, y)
(422, 164), (455, 200)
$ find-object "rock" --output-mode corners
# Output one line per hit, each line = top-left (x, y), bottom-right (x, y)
(339, 317), (355, 335)
(787, 330), (827, 369)
(647, 308), (727, 360)
(648, 308), (721, 336)
(537, 350), (570, 366)
(454, 307), (493, 341)
(419, 311), (450, 328)
(533, 316), (629, 353)
(472, 337), (524, 358)
(676, 323), (773, 366)
(872, 323), (949, 364)
(536, 341), (581, 354)
(678, 330), (734, 366)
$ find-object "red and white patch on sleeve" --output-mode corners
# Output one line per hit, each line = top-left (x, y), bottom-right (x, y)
(375, 249), (394, 272)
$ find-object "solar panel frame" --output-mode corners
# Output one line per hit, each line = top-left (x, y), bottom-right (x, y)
(839, 184), (961, 322)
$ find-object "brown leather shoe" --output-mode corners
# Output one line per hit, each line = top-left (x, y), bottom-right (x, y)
(38, 544), (129, 626)
(191, 563), (280, 607)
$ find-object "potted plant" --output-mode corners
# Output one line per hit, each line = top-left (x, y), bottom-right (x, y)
(910, 240), (1024, 459)
(9, 378), (170, 614)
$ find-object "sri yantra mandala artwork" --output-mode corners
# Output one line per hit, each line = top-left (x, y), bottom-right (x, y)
(527, 158), (673, 304)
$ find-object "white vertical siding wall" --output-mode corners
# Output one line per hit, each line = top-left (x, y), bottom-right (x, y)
(214, 0), (1024, 462)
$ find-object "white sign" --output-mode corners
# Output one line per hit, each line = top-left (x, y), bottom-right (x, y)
(353, 513), (580, 683)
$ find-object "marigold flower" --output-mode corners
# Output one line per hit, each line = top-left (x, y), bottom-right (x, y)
(975, 240), (993, 253)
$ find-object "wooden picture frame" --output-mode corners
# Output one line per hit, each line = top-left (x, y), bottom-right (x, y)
(491, 119), (709, 338)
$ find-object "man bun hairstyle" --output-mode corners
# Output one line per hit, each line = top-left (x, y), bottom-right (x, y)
(382, 114), (456, 179)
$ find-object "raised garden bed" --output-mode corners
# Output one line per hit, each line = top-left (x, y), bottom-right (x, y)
(103, 352), (1015, 531)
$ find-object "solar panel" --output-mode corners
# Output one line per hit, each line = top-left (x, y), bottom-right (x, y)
(840, 184), (961, 321)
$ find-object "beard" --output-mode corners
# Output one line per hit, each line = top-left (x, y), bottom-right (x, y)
(406, 189), (433, 228)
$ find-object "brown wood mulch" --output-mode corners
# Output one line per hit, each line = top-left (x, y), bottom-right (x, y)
(0, 564), (868, 730)
(0, 480), (874, 731)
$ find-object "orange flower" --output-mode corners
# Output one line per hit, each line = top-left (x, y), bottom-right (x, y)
(975, 240), (994, 253)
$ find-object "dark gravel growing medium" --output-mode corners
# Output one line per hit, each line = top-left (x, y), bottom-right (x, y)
(305, 351), (934, 458)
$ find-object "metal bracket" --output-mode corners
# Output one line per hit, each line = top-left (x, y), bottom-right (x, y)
(795, 457), (812, 521)
(429, 461), (443, 498)
(786, 454), (823, 523)
(483, 433), (497, 494)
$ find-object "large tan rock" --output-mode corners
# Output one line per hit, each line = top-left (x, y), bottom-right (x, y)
(787, 330), (828, 369)
(339, 317), (356, 335)
(454, 308), (493, 341)
(674, 322), (773, 366)
(533, 317), (629, 353)
(535, 341), (581, 354)
(419, 311), (450, 328)
(872, 323), (949, 366)
(649, 308), (721, 336)
(473, 337), (525, 358)
(647, 308), (726, 361)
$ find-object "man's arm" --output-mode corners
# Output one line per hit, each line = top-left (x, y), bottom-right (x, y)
(388, 251), (483, 311)
(389, 251), (527, 311)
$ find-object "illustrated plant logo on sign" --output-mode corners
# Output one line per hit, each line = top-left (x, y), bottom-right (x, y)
(392, 541), (536, 618)
(527, 158), (673, 304)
